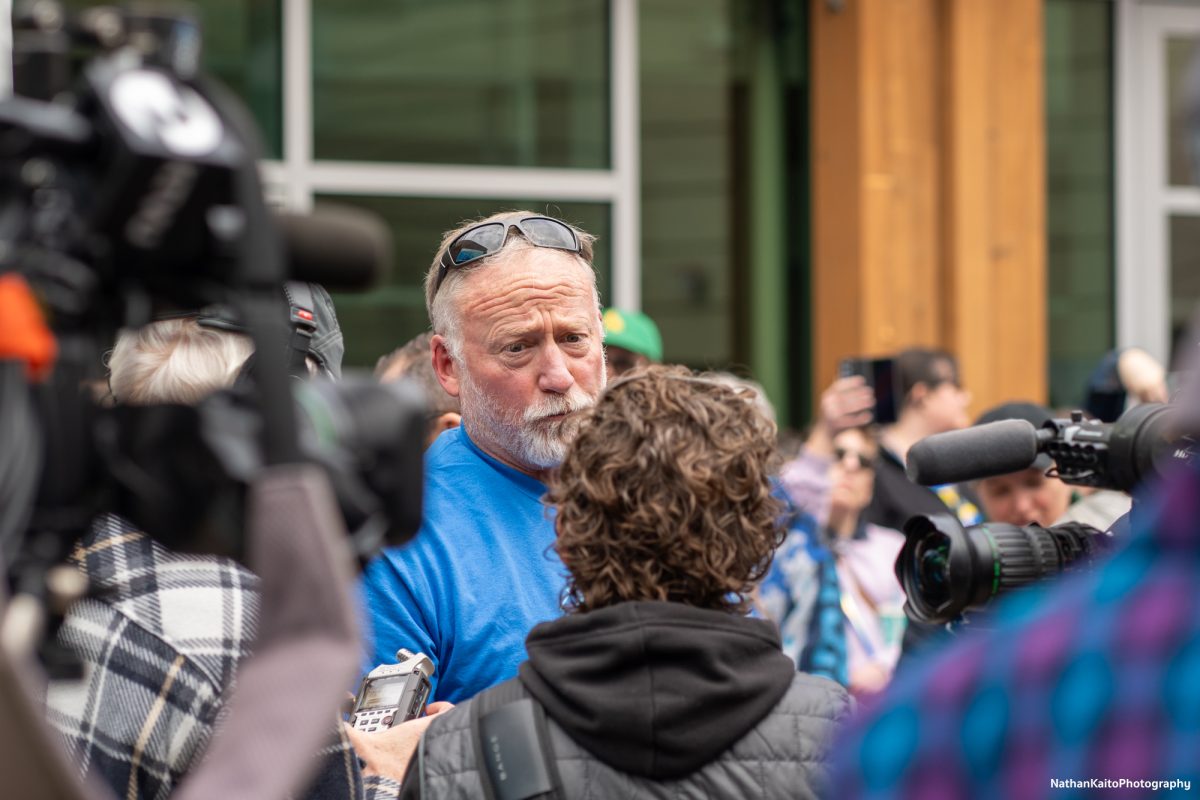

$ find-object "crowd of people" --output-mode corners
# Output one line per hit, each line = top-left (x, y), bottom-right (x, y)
(35, 208), (1199, 799)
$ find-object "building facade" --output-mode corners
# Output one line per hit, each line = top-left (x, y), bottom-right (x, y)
(119, 0), (1198, 425)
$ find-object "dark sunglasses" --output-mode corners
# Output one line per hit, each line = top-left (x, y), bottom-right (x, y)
(433, 214), (581, 297)
(833, 447), (874, 471)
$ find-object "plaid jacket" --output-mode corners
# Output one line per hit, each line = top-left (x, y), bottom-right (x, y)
(44, 514), (398, 800)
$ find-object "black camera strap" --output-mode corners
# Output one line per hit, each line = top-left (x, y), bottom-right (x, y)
(466, 678), (564, 800)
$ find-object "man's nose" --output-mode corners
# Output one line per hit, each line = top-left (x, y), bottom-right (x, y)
(537, 344), (575, 394)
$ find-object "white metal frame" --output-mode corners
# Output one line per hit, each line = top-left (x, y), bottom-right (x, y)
(0, 0), (11, 97)
(1116, 0), (1200, 363)
(267, 0), (642, 309)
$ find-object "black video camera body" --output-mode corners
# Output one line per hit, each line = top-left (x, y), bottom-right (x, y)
(898, 401), (1195, 625)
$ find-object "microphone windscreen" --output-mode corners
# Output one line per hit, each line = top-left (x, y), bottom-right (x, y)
(277, 204), (392, 291)
(906, 419), (1040, 486)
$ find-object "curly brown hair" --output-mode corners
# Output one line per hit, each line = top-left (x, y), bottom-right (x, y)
(547, 364), (784, 614)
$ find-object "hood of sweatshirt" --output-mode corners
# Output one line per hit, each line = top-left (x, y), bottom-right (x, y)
(518, 601), (795, 780)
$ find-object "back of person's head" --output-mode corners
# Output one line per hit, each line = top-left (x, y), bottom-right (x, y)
(108, 317), (253, 405)
(895, 347), (960, 406)
(548, 364), (783, 615)
(374, 331), (461, 416)
(893, 346), (970, 433)
(375, 331), (462, 446)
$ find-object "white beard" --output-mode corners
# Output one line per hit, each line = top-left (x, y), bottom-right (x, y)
(459, 370), (600, 470)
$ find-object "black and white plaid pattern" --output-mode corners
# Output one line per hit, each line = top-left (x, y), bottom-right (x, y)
(44, 514), (398, 800)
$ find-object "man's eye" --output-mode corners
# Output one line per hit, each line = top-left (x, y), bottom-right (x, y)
(504, 343), (527, 354)
(563, 334), (584, 344)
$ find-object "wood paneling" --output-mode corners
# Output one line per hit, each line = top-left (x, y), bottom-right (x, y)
(942, 0), (1047, 412)
(811, 0), (1047, 415)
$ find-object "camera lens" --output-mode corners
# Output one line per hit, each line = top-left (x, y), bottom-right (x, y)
(896, 514), (1110, 626)
(912, 531), (951, 609)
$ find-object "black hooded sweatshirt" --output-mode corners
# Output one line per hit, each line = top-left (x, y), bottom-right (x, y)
(516, 600), (796, 780)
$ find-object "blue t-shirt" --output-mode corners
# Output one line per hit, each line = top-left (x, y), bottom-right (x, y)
(358, 426), (565, 703)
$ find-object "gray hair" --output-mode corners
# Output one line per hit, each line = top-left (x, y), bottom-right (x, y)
(108, 317), (253, 405)
(423, 211), (599, 360)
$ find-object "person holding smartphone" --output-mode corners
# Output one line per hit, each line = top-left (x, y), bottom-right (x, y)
(859, 348), (981, 533)
(763, 376), (908, 698)
(824, 349), (980, 659)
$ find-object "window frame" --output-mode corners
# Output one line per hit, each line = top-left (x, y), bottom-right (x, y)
(263, 0), (642, 310)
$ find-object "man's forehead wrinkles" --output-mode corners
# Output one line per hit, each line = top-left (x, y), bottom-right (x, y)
(491, 309), (592, 338)
(463, 273), (594, 319)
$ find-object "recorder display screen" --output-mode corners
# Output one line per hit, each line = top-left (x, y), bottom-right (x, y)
(361, 676), (406, 709)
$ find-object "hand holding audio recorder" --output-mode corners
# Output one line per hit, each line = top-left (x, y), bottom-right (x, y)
(350, 649), (433, 733)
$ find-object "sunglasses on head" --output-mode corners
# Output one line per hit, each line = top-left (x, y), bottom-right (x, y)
(432, 214), (582, 298)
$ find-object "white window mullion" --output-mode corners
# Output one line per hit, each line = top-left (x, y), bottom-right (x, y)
(305, 162), (619, 202)
(1163, 188), (1200, 215)
(282, 0), (313, 212)
(611, 0), (641, 311)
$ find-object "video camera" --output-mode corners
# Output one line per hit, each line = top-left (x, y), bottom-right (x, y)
(896, 402), (1196, 625)
(0, 1), (423, 656)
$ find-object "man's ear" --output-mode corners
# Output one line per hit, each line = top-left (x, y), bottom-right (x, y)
(424, 412), (462, 450)
(431, 334), (461, 398)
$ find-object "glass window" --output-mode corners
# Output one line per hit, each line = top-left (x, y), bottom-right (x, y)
(322, 196), (611, 368)
(640, 0), (738, 369)
(1169, 214), (1200, 369)
(57, 2), (283, 158)
(311, 0), (610, 167)
(1167, 35), (1200, 188)
(1044, 0), (1115, 408)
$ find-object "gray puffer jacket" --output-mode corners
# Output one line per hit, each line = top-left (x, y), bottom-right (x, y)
(400, 601), (852, 799)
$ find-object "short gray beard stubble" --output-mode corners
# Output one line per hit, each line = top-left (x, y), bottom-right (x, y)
(457, 363), (604, 471)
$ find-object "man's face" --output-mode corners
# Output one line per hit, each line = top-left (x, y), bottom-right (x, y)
(435, 248), (606, 475)
(975, 466), (1073, 527)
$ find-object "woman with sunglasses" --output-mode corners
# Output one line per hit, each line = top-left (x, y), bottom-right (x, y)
(764, 377), (909, 700)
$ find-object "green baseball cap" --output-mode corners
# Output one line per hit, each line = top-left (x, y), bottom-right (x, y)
(602, 308), (663, 362)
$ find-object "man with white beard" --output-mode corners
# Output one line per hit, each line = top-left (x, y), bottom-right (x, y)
(359, 212), (607, 703)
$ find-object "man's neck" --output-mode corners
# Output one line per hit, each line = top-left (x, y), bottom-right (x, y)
(462, 422), (552, 483)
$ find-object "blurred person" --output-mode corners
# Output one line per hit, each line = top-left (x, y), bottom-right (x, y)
(374, 331), (461, 447)
(831, 351), (1200, 799)
(856, 350), (979, 657)
(969, 401), (1130, 532)
(601, 306), (662, 380)
(359, 212), (607, 703)
(389, 366), (851, 798)
(45, 291), (407, 800)
(1084, 346), (1170, 422)
(831, 58), (1200, 795)
(971, 401), (1074, 527)
(763, 376), (907, 699)
(864, 347), (980, 532)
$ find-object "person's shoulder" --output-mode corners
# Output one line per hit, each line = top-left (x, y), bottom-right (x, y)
(862, 522), (906, 548)
(424, 427), (476, 471)
(781, 671), (853, 720)
(424, 699), (475, 740)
